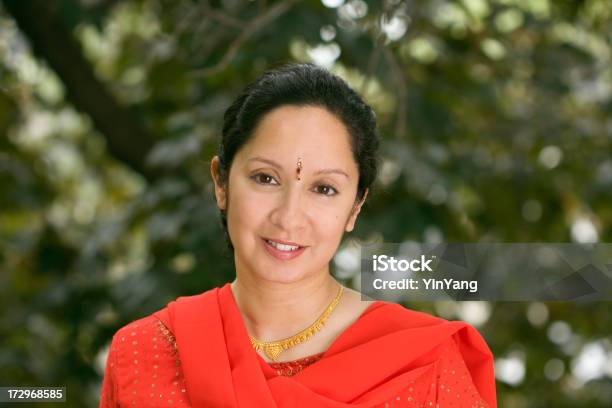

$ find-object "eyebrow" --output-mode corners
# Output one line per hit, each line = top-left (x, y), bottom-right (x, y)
(247, 156), (349, 178)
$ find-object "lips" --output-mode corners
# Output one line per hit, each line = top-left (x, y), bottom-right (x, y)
(262, 238), (307, 261)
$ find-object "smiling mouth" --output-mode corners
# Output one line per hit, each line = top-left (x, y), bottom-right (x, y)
(263, 238), (304, 252)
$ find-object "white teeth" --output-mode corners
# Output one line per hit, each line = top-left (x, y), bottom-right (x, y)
(266, 240), (300, 251)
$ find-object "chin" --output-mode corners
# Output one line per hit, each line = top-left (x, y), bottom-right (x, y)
(256, 265), (311, 284)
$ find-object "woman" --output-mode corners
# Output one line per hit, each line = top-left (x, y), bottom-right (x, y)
(100, 63), (496, 407)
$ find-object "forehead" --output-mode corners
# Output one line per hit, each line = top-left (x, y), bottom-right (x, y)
(239, 105), (355, 167)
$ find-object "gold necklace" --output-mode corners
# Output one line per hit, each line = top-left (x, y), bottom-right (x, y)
(250, 284), (344, 361)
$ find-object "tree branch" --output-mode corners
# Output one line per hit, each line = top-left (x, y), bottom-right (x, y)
(189, 0), (298, 78)
(2, 0), (161, 182)
(383, 47), (408, 140)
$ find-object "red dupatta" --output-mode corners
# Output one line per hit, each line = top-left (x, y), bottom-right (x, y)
(153, 283), (496, 407)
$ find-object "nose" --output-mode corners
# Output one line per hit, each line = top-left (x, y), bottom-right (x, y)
(269, 184), (307, 233)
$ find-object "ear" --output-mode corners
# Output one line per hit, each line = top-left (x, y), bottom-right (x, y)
(210, 156), (227, 210)
(345, 189), (368, 232)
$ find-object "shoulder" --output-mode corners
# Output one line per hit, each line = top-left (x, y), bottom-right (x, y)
(103, 314), (191, 406)
(109, 313), (177, 358)
(112, 314), (166, 340)
(113, 314), (160, 338)
(361, 300), (493, 356)
(368, 300), (489, 338)
(382, 307), (496, 407)
(435, 332), (496, 407)
(108, 286), (224, 351)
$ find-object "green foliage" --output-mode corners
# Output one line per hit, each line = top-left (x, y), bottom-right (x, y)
(0, 0), (611, 406)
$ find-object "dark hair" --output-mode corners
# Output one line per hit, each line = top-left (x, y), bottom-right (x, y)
(216, 63), (379, 252)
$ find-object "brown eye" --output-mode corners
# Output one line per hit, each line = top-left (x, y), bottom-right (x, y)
(315, 185), (338, 196)
(252, 173), (278, 185)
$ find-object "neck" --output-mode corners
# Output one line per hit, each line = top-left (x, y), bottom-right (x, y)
(230, 272), (340, 342)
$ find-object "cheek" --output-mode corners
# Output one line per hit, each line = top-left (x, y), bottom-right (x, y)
(312, 204), (352, 235)
(225, 179), (264, 243)
(228, 187), (266, 229)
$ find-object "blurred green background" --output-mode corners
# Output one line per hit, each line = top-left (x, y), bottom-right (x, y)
(0, 0), (610, 406)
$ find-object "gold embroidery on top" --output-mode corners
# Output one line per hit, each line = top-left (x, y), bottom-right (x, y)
(156, 320), (178, 355)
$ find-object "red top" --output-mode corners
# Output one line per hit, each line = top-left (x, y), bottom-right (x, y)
(100, 284), (496, 407)
(268, 352), (325, 377)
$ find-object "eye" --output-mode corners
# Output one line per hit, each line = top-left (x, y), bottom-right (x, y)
(251, 172), (279, 185)
(314, 184), (338, 196)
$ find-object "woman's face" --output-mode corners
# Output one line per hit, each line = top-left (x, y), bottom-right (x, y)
(212, 105), (367, 284)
